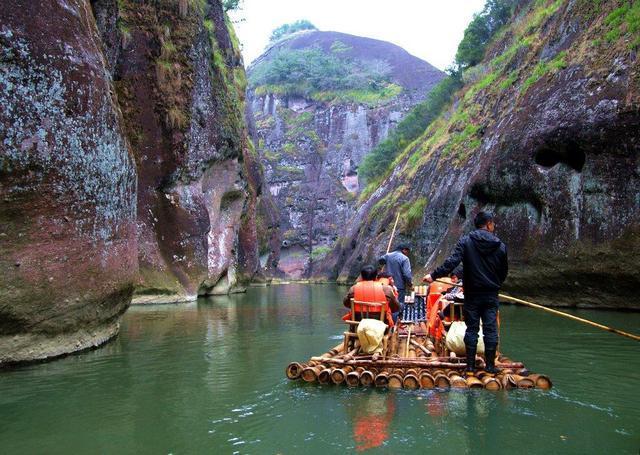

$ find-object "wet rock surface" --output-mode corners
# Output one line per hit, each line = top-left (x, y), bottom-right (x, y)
(248, 31), (444, 278)
(0, 0), (260, 362)
(0, 0), (137, 363)
(329, 1), (640, 308)
(92, 0), (259, 300)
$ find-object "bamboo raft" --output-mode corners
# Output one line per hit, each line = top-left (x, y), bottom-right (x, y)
(286, 292), (552, 391)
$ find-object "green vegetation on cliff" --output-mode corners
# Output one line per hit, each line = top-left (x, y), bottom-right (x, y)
(358, 0), (519, 196)
(358, 74), (463, 189)
(455, 0), (519, 68)
(269, 20), (317, 43)
(358, 0), (640, 240)
(249, 40), (402, 105)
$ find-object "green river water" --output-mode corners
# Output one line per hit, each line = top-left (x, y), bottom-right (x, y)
(1, 284), (639, 454)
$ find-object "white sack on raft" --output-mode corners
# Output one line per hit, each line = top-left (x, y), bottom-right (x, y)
(445, 321), (485, 355)
(357, 319), (387, 354)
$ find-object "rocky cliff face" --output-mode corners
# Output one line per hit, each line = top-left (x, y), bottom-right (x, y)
(0, 0), (137, 363)
(330, 0), (640, 308)
(248, 31), (444, 278)
(0, 0), (260, 363)
(91, 0), (260, 301)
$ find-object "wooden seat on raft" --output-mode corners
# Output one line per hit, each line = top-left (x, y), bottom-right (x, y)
(343, 299), (390, 359)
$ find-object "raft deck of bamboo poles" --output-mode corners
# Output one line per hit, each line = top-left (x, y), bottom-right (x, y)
(285, 326), (552, 390)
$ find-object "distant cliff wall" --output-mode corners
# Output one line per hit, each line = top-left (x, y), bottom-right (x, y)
(248, 31), (445, 278)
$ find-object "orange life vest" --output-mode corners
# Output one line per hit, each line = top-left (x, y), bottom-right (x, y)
(344, 281), (394, 327)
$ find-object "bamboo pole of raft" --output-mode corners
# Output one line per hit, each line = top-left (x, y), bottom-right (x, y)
(388, 372), (403, 389)
(419, 372), (435, 388)
(346, 370), (362, 387)
(466, 376), (484, 389)
(310, 357), (524, 370)
(528, 373), (552, 389)
(449, 374), (468, 388)
(405, 325), (412, 358)
(286, 362), (305, 379)
(301, 365), (324, 382)
(374, 371), (390, 387)
(482, 376), (502, 390)
(359, 370), (375, 387)
(386, 212), (401, 254)
(434, 373), (450, 388)
(512, 374), (535, 389)
(402, 372), (420, 389)
(330, 365), (353, 384)
(318, 368), (333, 384)
(433, 279), (640, 342)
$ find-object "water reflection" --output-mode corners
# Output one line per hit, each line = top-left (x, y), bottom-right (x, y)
(347, 392), (396, 451)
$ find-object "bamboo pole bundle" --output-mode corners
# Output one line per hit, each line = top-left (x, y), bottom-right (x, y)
(466, 376), (483, 389)
(360, 370), (375, 387)
(419, 371), (435, 389)
(286, 362), (305, 380)
(346, 370), (362, 387)
(450, 374), (468, 388)
(528, 374), (552, 390)
(402, 372), (420, 389)
(301, 365), (323, 382)
(330, 366), (353, 384)
(374, 371), (390, 387)
(482, 376), (502, 390)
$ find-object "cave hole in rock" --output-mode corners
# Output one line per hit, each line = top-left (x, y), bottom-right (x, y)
(458, 203), (467, 219)
(534, 140), (585, 172)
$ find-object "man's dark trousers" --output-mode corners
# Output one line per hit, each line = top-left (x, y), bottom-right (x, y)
(463, 293), (499, 349)
(393, 290), (406, 323)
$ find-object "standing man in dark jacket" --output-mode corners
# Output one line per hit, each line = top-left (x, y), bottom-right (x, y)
(423, 212), (508, 375)
(379, 244), (413, 322)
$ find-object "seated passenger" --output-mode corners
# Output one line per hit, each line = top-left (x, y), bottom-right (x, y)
(343, 265), (400, 324)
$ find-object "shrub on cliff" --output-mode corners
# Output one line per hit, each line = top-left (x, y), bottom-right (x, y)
(359, 72), (463, 186)
(269, 20), (317, 43)
(359, 0), (518, 190)
(249, 46), (400, 104)
(455, 0), (519, 69)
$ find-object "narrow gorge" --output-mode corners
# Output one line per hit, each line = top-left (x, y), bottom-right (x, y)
(1, 0), (639, 367)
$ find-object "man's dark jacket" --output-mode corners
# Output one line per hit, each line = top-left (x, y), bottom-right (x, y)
(431, 229), (508, 294)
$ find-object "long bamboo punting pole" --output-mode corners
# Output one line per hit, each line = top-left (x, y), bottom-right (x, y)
(433, 280), (640, 342)
(386, 213), (401, 254)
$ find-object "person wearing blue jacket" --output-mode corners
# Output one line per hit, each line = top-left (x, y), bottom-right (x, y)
(379, 244), (413, 322)
(423, 211), (508, 376)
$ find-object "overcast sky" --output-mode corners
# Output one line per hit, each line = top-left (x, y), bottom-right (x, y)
(229, 0), (486, 70)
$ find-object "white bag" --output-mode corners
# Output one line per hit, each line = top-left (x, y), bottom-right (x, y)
(445, 321), (485, 355)
(356, 319), (387, 354)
